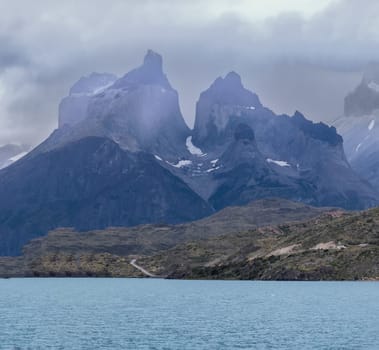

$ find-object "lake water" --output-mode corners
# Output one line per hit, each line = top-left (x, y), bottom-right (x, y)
(0, 279), (378, 349)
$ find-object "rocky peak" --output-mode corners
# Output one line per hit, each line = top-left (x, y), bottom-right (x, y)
(193, 72), (262, 146)
(112, 50), (172, 90)
(143, 49), (163, 72)
(344, 63), (379, 117)
(204, 71), (261, 107)
(51, 50), (190, 157)
(212, 71), (243, 90)
(225, 71), (242, 83)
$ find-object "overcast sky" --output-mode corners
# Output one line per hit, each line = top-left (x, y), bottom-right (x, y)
(1, 0), (379, 146)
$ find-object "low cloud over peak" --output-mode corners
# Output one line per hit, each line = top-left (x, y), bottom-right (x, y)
(0, 0), (377, 145)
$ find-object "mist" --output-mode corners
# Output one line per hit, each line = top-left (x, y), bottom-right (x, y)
(0, 0), (378, 146)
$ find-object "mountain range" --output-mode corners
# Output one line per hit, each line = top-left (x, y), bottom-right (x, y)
(0, 50), (378, 255)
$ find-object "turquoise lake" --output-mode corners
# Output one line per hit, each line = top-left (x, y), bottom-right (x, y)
(0, 279), (378, 349)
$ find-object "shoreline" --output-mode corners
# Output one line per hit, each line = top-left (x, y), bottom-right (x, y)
(2, 275), (379, 282)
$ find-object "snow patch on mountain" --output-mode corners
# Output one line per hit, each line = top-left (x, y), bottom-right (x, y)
(206, 166), (220, 173)
(355, 135), (370, 153)
(9, 152), (28, 162)
(0, 151), (28, 169)
(169, 160), (193, 168)
(267, 158), (290, 167)
(186, 136), (204, 156)
(91, 82), (115, 95)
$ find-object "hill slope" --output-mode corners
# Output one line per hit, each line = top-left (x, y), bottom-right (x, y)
(3, 199), (379, 280)
(0, 199), (332, 276)
(141, 209), (379, 280)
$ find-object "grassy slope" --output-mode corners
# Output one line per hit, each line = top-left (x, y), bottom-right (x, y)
(140, 209), (379, 280)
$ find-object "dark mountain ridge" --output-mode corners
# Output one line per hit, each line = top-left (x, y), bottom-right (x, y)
(0, 137), (211, 255)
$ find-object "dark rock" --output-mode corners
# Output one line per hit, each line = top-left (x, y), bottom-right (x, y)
(0, 137), (212, 255)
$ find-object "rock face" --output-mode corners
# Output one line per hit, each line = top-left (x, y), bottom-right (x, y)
(208, 123), (290, 210)
(189, 73), (377, 210)
(193, 71), (262, 147)
(0, 144), (30, 169)
(0, 137), (212, 255)
(334, 63), (379, 188)
(45, 50), (190, 159)
(0, 50), (378, 256)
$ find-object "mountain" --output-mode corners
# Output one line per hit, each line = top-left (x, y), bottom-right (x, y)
(0, 136), (211, 255)
(0, 50), (378, 255)
(334, 63), (379, 188)
(187, 72), (378, 210)
(193, 71), (262, 146)
(344, 63), (379, 117)
(0, 144), (30, 169)
(0, 198), (334, 277)
(36, 50), (190, 159)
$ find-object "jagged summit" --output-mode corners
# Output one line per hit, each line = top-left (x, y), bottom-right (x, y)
(143, 49), (163, 72)
(112, 50), (172, 90)
(43, 49), (189, 157)
(193, 72), (262, 145)
(344, 62), (379, 117)
(204, 71), (262, 107)
(292, 111), (342, 146)
(212, 71), (242, 89)
(221, 71), (242, 86)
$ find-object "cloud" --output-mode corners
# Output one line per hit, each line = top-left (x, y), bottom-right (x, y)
(0, 0), (378, 145)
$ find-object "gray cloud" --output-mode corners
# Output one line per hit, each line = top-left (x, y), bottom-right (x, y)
(0, 0), (378, 145)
